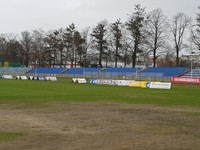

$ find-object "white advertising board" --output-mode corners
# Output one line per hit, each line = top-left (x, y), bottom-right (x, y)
(46, 77), (57, 81)
(33, 76), (38, 80)
(77, 78), (87, 83)
(37, 77), (45, 80)
(89, 79), (113, 85)
(72, 78), (87, 83)
(2, 75), (13, 79)
(28, 76), (34, 80)
(20, 76), (28, 80)
(96, 79), (112, 85)
(72, 78), (77, 83)
(146, 82), (171, 89)
(113, 80), (131, 86)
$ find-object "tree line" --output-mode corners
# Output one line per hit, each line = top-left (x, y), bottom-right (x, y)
(0, 4), (200, 68)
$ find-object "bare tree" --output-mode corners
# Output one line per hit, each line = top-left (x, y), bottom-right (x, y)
(55, 28), (66, 67)
(110, 19), (123, 68)
(21, 31), (33, 67)
(91, 20), (108, 67)
(45, 28), (69, 67)
(191, 6), (200, 51)
(5, 34), (22, 66)
(171, 12), (191, 67)
(144, 9), (169, 67)
(81, 27), (92, 67)
(0, 35), (7, 67)
(73, 31), (84, 68)
(44, 31), (59, 67)
(120, 30), (132, 67)
(126, 4), (146, 67)
(65, 23), (76, 68)
(32, 29), (46, 67)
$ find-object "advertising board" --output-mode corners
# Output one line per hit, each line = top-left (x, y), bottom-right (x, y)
(20, 76), (28, 80)
(46, 77), (57, 81)
(72, 78), (87, 83)
(114, 80), (131, 86)
(129, 81), (142, 87)
(170, 77), (200, 84)
(146, 82), (171, 89)
(2, 75), (13, 79)
(90, 79), (112, 85)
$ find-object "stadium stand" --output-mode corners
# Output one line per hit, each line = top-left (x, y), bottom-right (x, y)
(0, 67), (31, 75)
(83, 68), (102, 76)
(182, 67), (200, 78)
(28, 67), (65, 74)
(63, 68), (84, 75)
(1, 67), (193, 81)
(139, 67), (189, 77)
(63, 68), (101, 75)
(100, 67), (142, 78)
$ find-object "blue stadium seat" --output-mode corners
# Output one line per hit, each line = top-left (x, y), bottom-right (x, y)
(139, 67), (189, 77)
(29, 67), (64, 74)
(182, 67), (200, 78)
(100, 67), (142, 77)
(0, 67), (31, 75)
(63, 68), (101, 75)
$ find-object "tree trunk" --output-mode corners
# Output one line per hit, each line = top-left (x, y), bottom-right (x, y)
(123, 48), (127, 68)
(115, 46), (118, 68)
(26, 54), (29, 67)
(74, 50), (77, 68)
(60, 49), (63, 67)
(99, 51), (102, 67)
(99, 45), (103, 67)
(132, 52), (136, 68)
(153, 48), (156, 67)
(176, 50), (179, 67)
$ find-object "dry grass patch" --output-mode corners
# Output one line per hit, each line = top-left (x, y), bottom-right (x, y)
(0, 102), (199, 150)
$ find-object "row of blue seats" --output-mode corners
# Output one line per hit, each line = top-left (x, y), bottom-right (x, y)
(28, 67), (102, 74)
(0, 67), (31, 75)
(102, 67), (140, 72)
(139, 67), (189, 77)
(63, 68), (101, 74)
(29, 67), (65, 74)
(1, 67), (191, 77)
(29, 67), (141, 76)
(182, 67), (200, 78)
(99, 68), (142, 77)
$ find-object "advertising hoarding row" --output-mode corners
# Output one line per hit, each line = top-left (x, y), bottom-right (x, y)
(1, 75), (57, 81)
(89, 79), (171, 89)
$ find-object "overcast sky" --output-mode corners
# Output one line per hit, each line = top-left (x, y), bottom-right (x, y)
(0, 0), (199, 34)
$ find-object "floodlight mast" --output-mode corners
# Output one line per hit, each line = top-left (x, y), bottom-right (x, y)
(191, 55), (192, 84)
(190, 51), (195, 85)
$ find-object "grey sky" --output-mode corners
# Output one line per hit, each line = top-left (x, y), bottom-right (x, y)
(0, 0), (199, 34)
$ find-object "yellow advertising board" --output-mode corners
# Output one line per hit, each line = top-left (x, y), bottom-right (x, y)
(129, 81), (147, 88)
(4, 61), (9, 67)
(140, 81), (147, 88)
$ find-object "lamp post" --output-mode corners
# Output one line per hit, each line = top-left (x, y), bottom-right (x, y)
(35, 60), (38, 75)
(190, 56), (193, 84)
(190, 51), (195, 85)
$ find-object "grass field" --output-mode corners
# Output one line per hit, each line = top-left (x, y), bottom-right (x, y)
(0, 78), (199, 106)
(0, 78), (200, 150)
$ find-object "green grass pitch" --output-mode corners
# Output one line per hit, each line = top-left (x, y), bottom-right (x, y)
(0, 78), (199, 107)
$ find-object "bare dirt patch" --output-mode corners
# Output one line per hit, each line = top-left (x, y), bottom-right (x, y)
(0, 102), (200, 150)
